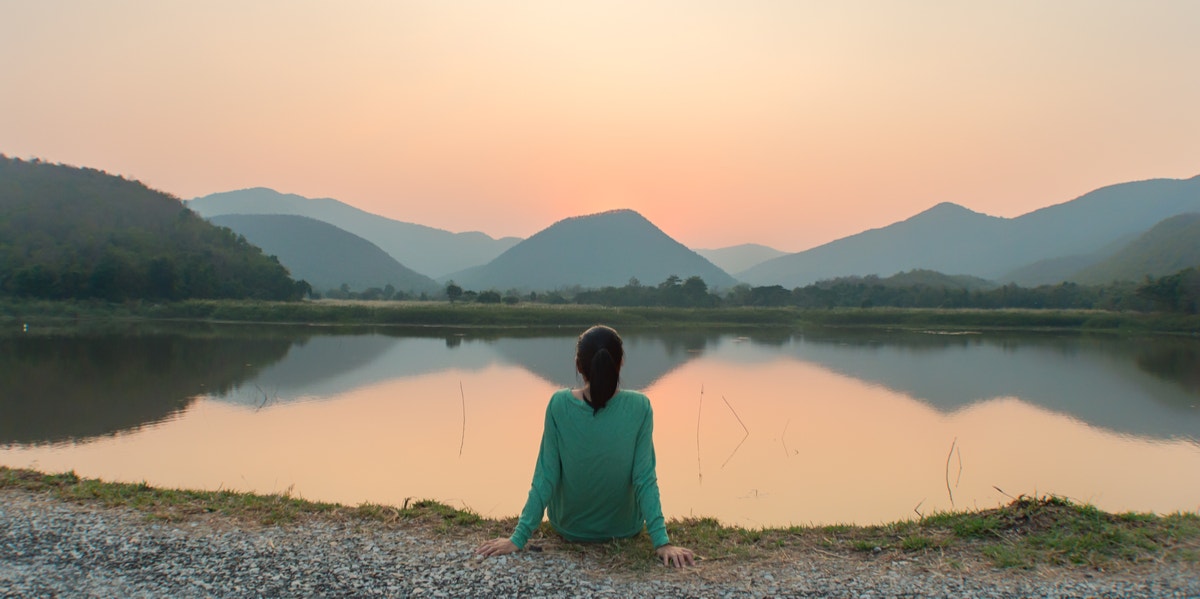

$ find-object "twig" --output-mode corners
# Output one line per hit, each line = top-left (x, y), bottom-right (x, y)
(993, 485), (1015, 500)
(781, 418), (791, 458)
(720, 395), (750, 469)
(913, 498), (925, 519)
(254, 384), (270, 411)
(458, 381), (466, 458)
(696, 385), (703, 484)
(723, 395), (749, 436)
(944, 437), (957, 508)
(955, 443), (963, 488)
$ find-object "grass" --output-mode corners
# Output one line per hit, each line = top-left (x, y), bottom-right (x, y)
(4, 467), (1197, 572)
(3, 298), (1199, 333)
(0, 467), (499, 531)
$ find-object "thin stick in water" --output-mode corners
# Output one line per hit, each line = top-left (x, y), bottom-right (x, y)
(696, 385), (703, 484)
(944, 437), (957, 508)
(955, 444), (963, 488)
(720, 395), (750, 469)
(723, 395), (749, 435)
(458, 381), (466, 458)
(781, 418), (791, 458)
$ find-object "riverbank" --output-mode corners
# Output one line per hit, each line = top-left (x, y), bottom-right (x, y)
(2, 468), (1197, 598)
(4, 298), (1199, 333)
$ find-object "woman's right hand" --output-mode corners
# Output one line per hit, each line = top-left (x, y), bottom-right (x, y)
(475, 537), (519, 558)
(655, 544), (696, 567)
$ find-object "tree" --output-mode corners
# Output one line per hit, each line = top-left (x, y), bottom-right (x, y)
(293, 279), (313, 300)
(446, 282), (463, 304)
(681, 276), (713, 307)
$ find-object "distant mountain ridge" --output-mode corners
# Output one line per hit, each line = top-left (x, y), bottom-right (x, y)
(695, 243), (787, 274)
(1071, 213), (1200, 284)
(187, 188), (520, 278)
(209, 214), (439, 294)
(445, 209), (738, 291)
(739, 176), (1200, 287)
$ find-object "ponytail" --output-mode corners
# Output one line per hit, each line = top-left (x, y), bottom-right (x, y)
(576, 325), (624, 415)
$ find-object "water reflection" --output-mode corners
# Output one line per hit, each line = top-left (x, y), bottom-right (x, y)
(0, 328), (293, 445)
(215, 329), (712, 406)
(764, 330), (1200, 441)
(2, 324), (1197, 526)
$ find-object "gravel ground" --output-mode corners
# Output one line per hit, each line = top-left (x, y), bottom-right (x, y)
(2, 489), (1197, 598)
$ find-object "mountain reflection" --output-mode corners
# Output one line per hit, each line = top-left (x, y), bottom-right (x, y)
(212, 328), (714, 405)
(762, 329), (1200, 442)
(5, 325), (1197, 446)
(0, 327), (295, 445)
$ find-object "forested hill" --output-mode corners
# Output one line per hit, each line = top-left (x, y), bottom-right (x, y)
(209, 214), (440, 296)
(1071, 213), (1200, 284)
(445, 209), (738, 291)
(0, 157), (305, 301)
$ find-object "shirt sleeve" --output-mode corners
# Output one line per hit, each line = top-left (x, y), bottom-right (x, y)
(631, 400), (669, 548)
(510, 399), (562, 549)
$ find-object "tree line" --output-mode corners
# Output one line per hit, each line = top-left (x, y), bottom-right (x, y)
(442, 268), (1200, 314)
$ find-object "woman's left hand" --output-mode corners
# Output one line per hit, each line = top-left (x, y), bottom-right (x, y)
(475, 537), (519, 558)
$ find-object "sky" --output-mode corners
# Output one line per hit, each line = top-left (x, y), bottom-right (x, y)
(2, 1), (1199, 252)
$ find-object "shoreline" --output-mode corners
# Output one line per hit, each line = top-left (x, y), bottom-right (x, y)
(3, 467), (1197, 571)
(3, 468), (1198, 598)
(4, 299), (1200, 335)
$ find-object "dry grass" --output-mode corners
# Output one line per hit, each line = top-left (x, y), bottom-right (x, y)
(4, 467), (1197, 575)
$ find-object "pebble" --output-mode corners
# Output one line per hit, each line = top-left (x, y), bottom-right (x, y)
(2, 489), (1198, 598)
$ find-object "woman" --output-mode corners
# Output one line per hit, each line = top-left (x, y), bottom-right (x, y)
(475, 325), (696, 568)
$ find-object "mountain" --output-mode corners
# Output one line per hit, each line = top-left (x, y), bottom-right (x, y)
(209, 214), (439, 294)
(999, 235), (1136, 286)
(0, 157), (301, 301)
(695, 243), (787, 274)
(739, 176), (1200, 288)
(865, 269), (995, 290)
(187, 188), (521, 278)
(1070, 213), (1200, 284)
(738, 202), (1008, 287)
(444, 209), (738, 291)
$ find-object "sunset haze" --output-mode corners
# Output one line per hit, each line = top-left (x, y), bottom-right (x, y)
(3, 0), (1198, 251)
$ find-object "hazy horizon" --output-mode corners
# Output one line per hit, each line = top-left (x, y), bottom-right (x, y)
(3, 1), (1199, 252)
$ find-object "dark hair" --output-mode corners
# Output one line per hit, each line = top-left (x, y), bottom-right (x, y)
(576, 325), (623, 414)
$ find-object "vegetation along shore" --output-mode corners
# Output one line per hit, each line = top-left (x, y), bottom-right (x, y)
(3, 299), (1199, 335)
(1, 466), (1198, 598)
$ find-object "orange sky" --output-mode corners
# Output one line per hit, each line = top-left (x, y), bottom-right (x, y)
(3, 1), (1198, 251)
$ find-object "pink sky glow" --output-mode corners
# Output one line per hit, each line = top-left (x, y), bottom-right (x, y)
(2, 1), (1198, 251)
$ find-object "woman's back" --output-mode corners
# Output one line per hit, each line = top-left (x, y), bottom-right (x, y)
(475, 325), (693, 567)
(543, 389), (663, 544)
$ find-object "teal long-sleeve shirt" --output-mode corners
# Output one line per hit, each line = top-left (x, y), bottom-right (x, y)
(509, 389), (669, 549)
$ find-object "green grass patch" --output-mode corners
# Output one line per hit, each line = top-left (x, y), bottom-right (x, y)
(3, 468), (1197, 571)
(0, 466), (491, 529)
(4, 299), (1198, 333)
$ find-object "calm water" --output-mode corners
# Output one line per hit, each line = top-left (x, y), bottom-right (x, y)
(2, 324), (1198, 527)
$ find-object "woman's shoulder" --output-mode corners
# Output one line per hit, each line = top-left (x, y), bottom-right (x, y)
(548, 388), (587, 410)
(616, 388), (649, 400)
(548, 388), (576, 404)
(614, 389), (652, 410)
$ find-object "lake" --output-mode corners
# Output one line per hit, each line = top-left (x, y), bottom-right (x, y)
(2, 323), (1198, 528)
